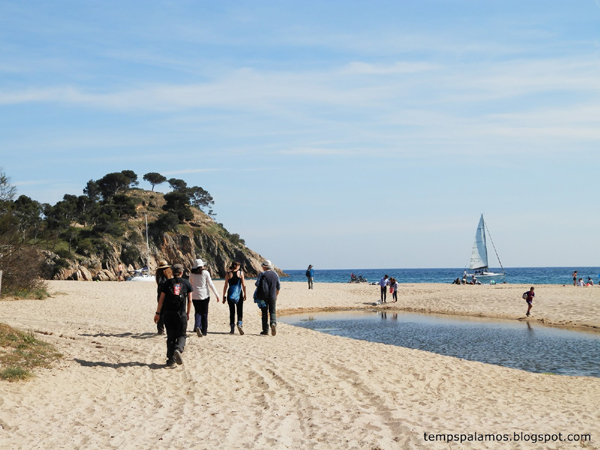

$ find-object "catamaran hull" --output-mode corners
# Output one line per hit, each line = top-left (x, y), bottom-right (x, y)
(467, 272), (505, 282)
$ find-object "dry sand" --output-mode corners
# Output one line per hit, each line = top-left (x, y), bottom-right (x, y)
(1, 280), (599, 449)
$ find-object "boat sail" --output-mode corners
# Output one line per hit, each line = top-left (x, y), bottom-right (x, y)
(464, 214), (505, 283)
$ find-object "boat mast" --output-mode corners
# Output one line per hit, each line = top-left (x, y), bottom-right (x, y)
(145, 213), (150, 269)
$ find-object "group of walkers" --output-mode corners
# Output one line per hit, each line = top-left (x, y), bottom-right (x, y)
(153, 258), (280, 367)
(378, 275), (398, 303)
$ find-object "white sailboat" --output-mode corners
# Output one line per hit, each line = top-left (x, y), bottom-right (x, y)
(464, 214), (505, 283)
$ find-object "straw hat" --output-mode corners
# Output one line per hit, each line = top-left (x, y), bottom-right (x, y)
(157, 260), (171, 269)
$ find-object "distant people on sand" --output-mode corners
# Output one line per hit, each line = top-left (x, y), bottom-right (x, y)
(577, 278), (585, 287)
(389, 277), (398, 302)
(572, 270), (578, 286)
(222, 261), (247, 335)
(350, 274), (367, 283)
(189, 258), (220, 337)
(379, 275), (389, 303)
(117, 263), (124, 282)
(155, 260), (173, 335)
(254, 260), (280, 336)
(306, 265), (314, 289)
(587, 277), (594, 286)
(154, 264), (192, 367)
(524, 286), (535, 317)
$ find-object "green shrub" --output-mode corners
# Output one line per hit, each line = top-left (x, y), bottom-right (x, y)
(52, 257), (70, 276)
(75, 238), (95, 256)
(55, 249), (71, 259)
(150, 213), (179, 235)
(120, 245), (140, 266)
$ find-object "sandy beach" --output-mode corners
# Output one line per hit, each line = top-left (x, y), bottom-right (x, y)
(1, 280), (599, 449)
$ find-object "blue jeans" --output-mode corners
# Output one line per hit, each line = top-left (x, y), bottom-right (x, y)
(193, 298), (210, 335)
(261, 298), (276, 332)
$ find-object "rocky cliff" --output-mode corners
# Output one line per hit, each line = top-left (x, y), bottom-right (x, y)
(46, 190), (281, 281)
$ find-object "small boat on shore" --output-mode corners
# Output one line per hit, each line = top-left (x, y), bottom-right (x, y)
(128, 267), (155, 282)
(464, 214), (505, 283)
(127, 214), (155, 282)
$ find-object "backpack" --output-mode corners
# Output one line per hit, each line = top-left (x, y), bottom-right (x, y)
(305, 269), (311, 277)
(164, 278), (187, 311)
(254, 273), (270, 301)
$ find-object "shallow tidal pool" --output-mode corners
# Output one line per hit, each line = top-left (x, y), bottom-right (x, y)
(280, 310), (600, 377)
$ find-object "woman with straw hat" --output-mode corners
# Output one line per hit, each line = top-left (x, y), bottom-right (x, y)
(155, 260), (173, 335)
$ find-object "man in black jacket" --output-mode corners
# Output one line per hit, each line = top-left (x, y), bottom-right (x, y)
(256, 260), (281, 336)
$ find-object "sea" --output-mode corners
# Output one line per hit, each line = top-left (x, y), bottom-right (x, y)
(281, 267), (600, 285)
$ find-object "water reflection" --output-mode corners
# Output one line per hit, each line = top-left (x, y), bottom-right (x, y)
(281, 311), (600, 378)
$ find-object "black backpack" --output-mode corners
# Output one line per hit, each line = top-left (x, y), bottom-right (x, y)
(305, 269), (310, 277)
(255, 273), (270, 300)
(164, 277), (187, 311)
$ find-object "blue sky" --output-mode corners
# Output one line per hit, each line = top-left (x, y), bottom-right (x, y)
(1, 0), (600, 269)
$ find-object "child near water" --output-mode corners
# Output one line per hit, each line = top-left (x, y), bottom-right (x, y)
(525, 286), (535, 317)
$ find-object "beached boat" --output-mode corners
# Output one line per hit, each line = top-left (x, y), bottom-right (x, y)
(128, 214), (155, 282)
(128, 268), (155, 282)
(463, 214), (505, 283)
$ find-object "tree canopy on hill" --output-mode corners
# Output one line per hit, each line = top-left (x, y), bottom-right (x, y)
(1, 168), (225, 255)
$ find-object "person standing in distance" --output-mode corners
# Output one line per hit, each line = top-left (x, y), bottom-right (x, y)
(256, 260), (280, 336)
(306, 265), (314, 289)
(379, 275), (389, 303)
(154, 264), (192, 367)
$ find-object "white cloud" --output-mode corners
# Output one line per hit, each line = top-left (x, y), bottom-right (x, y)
(341, 61), (439, 75)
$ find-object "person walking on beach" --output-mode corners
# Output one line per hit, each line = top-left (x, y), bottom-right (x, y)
(222, 261), (247, 335)
(572, 270), (578, 286)
(379, 275), (389, 303)
(117, 263), (124, 281)
(154, 264), (192, 367)
(189, 258), (220, 337)
(255, 260), (280, 336)
(306, 265), (314, 289)
(154, 260), (173, 335)
(524, 286), (535, 317)
(389, 277), (398, 302)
